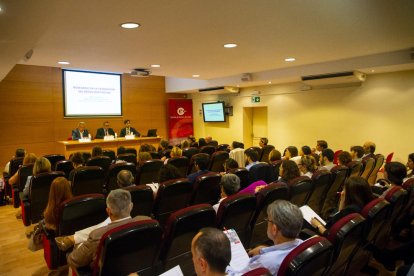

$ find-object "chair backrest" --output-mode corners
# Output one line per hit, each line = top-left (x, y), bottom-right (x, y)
(269, 160), (282, 181)
(187, 153), (210, 175)
(58, 194), (107, 236)
(325, 213), (366, 275)
(43, 154), (66, 170)
(249, 183), (289, 248)
(123, 185), (154, 217)
(106, 162), (137, 193)
(278, 236), (333, 276)
(307, 170), (332, 214)
(288, 176), (314, 207)
(9, 157), (24, 177)
(80, 152), (92, 163)
(216, 194), (257, 246)
(321, 165), (348, 219)
(190, 173), (221, 205)
(102, 150), (116, 161)
(347, 161), (363, 177)
(86, 156), (112, 173)
(55, 160), (74, 179)
(160, 204), (216, 274)
(248, 146), (262, 159)
(229, 168), (249, 189)
(137, 159), (163, 184)
(217, 144), (230, 152)
(367, 154), (384, 185)
(200, 145), (216, 155)
(248, 163), (274, 184)
(153, 178), (193, 227)
(93, 219), (163, 276)
(150, 151), (162, 159)
(360, 158), (375, 180)
(333, 150), (343, 165)
(182, 147), (200, 160)
(385, 152), (394, 163)
(208, 151), (229, 172)
(71, 166), (106, 196)
(360, 198), (391, 244)
(17, 163), (34, 191)
(124, 147), (137, 155)
(28, 171), (66, 224)
(116, 153), (137, 164)
(229, 148), (245, 170)
(168, 157), (190, 177)
(259, 145), (275, 163)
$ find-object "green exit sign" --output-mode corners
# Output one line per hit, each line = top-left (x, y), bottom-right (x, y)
(251, 96), (261, 103)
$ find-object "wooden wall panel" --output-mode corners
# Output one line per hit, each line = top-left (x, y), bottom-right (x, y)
(0, 64), (186, 168)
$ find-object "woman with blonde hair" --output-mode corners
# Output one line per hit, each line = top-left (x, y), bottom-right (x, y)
(44, 177), (73, 230)
(162, 146), (182, 164)
(22, 157), (52, 197)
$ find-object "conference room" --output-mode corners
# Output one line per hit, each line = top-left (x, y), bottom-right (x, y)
(1, 0), (414, 275)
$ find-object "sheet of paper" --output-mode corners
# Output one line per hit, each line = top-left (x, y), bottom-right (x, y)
(158, 265), (184, 276)
(300, 205), (326, 226)
(146, 183), (159, 194)
(224, 229), (250, 270)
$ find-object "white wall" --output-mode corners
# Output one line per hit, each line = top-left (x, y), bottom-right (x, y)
(190, 70), (414, 163)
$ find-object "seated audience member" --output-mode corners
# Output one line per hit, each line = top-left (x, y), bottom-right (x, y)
(213, 174), (240, 212)
(159, 164), (183, 183)
(95, 121), (115, 139)
(69, 152), (84, 182)
(350, 145), (364, 161)
(380, 162), (407, 198)
(8, 153), (37, 186)
(299, 155), (317, 178)
(283, 146), (301, 165)
(162, 146), (182, 164)
(319, 148), (335, 171)
(311, 176), (374, 234)
(67, 189), (151, 268)
(158, 140), (169, 154)
(139, 144), (152, 153)
(138, 152), (152, 164)
(3, 148), (26, 175)
(228, 200), (303, 275)
(55, 171), (136, 250)
(22, 157), (52, 198)
(188, 135), (196, 144)
(91, 145), (103, 157)
(362, 141), (376, 159)
(338, 151), (352, 166)
(198, 138), (207, 148)
(188, 155), (210, 184)
(229, 141), (245, 168)
(299, 146), (312, 156)
(279, 160), (301, 184)
(120, 119), (140, 137)
(222, 158), (239, 174)
(205, 136), (213, 145)
(259, 137), (268, 149)
(404, 153), (414, 182)
(44, 177), (73, 231)
(244, 148), (260, 171)
(192, 227), (231, 276)
(117, 146), (126, 156)
(181, 140), (190, 150)
(71, 122), (89, 141)
(313, 140), (328, 156)
(269, 149), (282, 163)
(238, 180), (267, 195)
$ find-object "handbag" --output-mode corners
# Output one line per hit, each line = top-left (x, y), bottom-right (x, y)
(28, 220), (44, 252)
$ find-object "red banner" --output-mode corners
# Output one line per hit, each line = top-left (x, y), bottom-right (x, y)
(168, 99), (193, 140)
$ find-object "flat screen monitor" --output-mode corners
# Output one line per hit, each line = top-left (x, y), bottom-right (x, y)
(147, 129), (157, 137)
(63, 69), (122, 117)
(202, 102), (226, 122)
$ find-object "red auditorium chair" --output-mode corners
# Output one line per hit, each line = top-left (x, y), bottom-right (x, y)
(106, 162), (137, 193)
(307, 170), (332, 215)
(85, 156), (112, 173)
(160, 204), (216, 274)
(55, 160), (74, 179)
(71, 166), (106, 196)
(347, 161), (363, 177)
(229, 168), (249, 189)
(190, 173), (221, 205)
(333, 149), (343, 165)
(123, 185), (154, 217)
(367, 154), (384, 185)
(43, 154), (66, 170)
(287, 176), (314, 207)
(136, 159), (163, 184)
(248, 163), (274, 184)
(12, 163), (34, 208)
(124, 147), (137, 155)
(208, 151), (229, 172)
(102, 149), (116, 162)
(167, 156), (190, 177)
(216, 144), (230, 152)
(116, 153), (137, 164)
(277, 236), (334, 276)
(200, 145), (216, 155)
(182, 147), (200, 160)
(321, 165), (348, 219)
(4, 156), (24, 199)
(43, 194), (106, 269)
(360, 157), (375, 180)
(216, 193), (257, 246)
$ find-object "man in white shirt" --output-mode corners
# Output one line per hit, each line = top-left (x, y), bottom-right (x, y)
(350, 145), (364, 161)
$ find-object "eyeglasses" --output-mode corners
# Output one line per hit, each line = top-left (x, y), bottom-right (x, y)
(264, 217), (275, 224)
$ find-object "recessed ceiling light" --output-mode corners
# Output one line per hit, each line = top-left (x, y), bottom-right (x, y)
(268, 81), (272, 84)
(236, 85), (240, 87)
(284, 57), (296, 62)
(192, 74), (200, 78)
(0, 7), (3, 12)
(120, 22), (140, 29)
(371, 69), (375, 72)
(58, 61), (70, 65)
(151, 64), (160, 68)
(224, 43), (237, 48)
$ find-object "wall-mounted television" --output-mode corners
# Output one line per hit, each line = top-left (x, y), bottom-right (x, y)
(63, 69), (122, 117)
(202, 102), (226, 122)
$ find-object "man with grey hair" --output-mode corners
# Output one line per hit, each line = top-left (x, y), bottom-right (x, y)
(213, 174), (240, 212)
(117, 170), (135, 188)
(67, 189), (150, 268)
(227, 200), (303, 275)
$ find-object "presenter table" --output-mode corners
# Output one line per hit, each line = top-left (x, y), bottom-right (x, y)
(57, 137), (161, 159)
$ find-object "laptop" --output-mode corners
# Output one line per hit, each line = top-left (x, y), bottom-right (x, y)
(146, 129), (157, 137)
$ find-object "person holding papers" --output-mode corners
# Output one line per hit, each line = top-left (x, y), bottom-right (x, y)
(310, 176), (374, 235)
(120, 119), (139, 137)
(95, 121), (115, 139)
(71, 122), (89, 140)
(227, 200), (303, 275)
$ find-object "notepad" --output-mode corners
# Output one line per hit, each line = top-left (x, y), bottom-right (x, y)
(158, 265), (184, 276)
(300, 205), (326, 226)
(224, 229), (250, 271)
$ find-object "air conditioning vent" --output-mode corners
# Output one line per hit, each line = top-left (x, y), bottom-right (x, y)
(301, 71), (366, 89)
(198, 86), (239, 94)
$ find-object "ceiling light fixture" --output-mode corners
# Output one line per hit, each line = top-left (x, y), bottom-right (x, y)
(151, 64), (161, 68)
(58, 61), (70, 65)
(120, 22), (140, 29)
(224, 43), (237, 48)
(192, 74), (200, 78)
(268, 81), (272, 84)
(285, 57), (296, 62)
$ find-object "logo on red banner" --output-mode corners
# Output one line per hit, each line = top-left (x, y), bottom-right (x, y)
(168, 99), (193, 139)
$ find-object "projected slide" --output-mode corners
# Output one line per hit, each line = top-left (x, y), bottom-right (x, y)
(202, 102), (225, 122)
(63, 70), (122, 117)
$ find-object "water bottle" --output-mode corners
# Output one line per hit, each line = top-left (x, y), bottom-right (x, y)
(115, 133), (117, 139)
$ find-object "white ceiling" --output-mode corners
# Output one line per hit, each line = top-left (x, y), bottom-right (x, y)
(1, 0), (414, 91)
